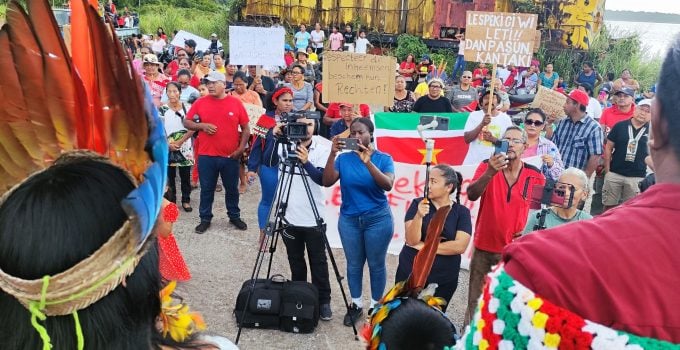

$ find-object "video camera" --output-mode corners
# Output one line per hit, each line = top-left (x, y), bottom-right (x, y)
(278, 111), (321, 143)
(522, 178), (575, 231)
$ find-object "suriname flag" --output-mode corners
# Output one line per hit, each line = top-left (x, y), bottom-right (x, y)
(373, 112), (471, 166)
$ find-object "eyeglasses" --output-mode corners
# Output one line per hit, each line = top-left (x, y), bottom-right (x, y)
(430, 85), (442, 89)
(524, 119), (544, 126)
(461, 76), (472, 78)
(503, 138), (525, 145)
(291, 71), (302, 75)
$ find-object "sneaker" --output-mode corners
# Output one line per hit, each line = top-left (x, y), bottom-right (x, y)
(229, 218), (248, 231)
(320, 303), (333, 321)
(195, 222), (211, 234)
(343, 303), (363, 327)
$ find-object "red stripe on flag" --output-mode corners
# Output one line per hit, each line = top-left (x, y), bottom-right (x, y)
(376, 137), (469, 165)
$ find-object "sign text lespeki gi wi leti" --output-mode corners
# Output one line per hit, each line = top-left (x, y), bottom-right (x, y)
(464, 11), (538, 67)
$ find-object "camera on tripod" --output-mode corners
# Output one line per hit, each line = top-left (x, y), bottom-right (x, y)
(278, 111), (321, 143)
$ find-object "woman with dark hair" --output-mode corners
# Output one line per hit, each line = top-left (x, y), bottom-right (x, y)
(522, 108), (565, 181)
(160, 81), (194, 211)
(323, 118), (395, 327)
(247, 87), (294, 247)
(574, 61), (603, 89)
(285, 64), (314, 111)
(228, 71), (262, 107)
(395, 164), (471, 311)
(0, 0), (233, 347)
(398, 53), (416, 91)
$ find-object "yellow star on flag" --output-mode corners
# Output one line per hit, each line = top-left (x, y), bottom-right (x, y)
(418, 148), (443, 164)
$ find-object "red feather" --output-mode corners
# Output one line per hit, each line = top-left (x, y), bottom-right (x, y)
(406, 205), (452, 293)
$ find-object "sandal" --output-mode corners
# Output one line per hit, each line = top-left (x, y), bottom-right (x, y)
(182, 203), (193, 212)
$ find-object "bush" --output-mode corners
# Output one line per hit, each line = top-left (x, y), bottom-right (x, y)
(393, 34), (428, 62)
(140, 4), (230, 41)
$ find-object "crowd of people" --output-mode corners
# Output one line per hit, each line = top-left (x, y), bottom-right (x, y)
(2, 2), (677, 347)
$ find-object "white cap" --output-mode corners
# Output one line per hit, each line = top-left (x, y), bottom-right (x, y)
(637, 99), (652, 107)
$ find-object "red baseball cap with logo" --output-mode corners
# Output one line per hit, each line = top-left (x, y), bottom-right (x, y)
(566, 89), (590, 107)
(338, 102), (354, 108)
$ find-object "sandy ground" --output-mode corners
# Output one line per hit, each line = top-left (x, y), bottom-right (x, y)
(172, 180), (470, 350)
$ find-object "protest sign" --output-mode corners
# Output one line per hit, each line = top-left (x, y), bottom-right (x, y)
(243, 103), (265, 130)
(464, 11), (538, 67)
(228, 26), (285, 67)
(322, 51), (396, 106)
(170, 30), (222, 53)
(531, 85), (567, 119)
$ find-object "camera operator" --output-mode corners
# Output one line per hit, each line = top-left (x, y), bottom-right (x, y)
(521, 167), (593, 235)
(269, 113), (335, 322)
(464, 126), (545, 326)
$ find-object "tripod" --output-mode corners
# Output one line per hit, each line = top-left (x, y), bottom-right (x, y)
(235, 141), (358, 344)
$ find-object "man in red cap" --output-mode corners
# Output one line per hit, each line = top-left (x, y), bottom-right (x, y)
(550, 89), (603, 177)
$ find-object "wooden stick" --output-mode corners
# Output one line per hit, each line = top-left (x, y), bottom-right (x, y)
(486, 64), (497, 115)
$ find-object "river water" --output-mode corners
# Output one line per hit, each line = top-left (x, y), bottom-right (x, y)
(605, 20), (680, 58)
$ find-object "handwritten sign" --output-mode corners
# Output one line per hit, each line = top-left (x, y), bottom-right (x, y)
(531, 86), (568, 119)
(464, 11), (538, 67)
(322, 51), (396, 106)
(228, 26), (285, 67)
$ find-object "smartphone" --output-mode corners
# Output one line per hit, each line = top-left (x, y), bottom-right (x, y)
(494, 140), (509, 155)
(338, 138), (360, 151)
(528, 183), (568, 210)
(419, 116), (449, 131)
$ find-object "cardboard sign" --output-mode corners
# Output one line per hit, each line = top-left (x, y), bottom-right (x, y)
(228, 26), (285, 67)
(464, 11), (538, 67)
(531, 85), (567, 119)
(322, 51), (396, 107)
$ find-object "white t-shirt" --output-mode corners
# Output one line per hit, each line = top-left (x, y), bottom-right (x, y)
(151, 38), (166, 54)
(587, 97), (603, 120)
(310, 30), (325, 49)
(277, 136), (332, 227)
(355, 37), (370, 54)
(462, 110), (513, 165)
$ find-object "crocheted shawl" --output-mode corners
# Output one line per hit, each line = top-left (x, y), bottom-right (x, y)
(458, 265), (680, 349)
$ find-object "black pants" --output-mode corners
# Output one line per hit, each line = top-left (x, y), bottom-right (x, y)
(395, 263), (459, 313)
(167, 166), (192, 204)
(282, 226), (331, 304)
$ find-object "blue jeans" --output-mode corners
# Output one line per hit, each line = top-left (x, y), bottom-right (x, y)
(257, 165), (279, 229)
(452, 54), (466, 79)
(338, 206), (394, 301)
(198, 155), (241, 222)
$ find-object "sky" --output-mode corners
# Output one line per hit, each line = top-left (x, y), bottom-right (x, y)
(605, 0), (680, 15)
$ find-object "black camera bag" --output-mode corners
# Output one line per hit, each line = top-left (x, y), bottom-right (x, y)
(233, 275), (285, 329)
(279, 281), (319, 333)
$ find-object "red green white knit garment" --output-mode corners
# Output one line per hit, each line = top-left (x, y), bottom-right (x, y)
(457, 265), (680, 349)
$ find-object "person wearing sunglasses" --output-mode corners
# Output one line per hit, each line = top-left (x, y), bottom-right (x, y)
(446, 70), (477, 112)
(522, 109), (564, 181)
(412, 78), (453, 113)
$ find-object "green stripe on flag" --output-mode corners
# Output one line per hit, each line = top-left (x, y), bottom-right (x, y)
(373, 112), (470, 131)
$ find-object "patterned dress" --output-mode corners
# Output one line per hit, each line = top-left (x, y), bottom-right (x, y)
(158, 203), (191, 281)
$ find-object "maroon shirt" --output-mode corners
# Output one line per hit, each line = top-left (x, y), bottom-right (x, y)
(504, 183), (680, 343)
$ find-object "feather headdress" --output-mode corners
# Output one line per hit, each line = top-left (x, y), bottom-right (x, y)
(0, 0), (168, 348)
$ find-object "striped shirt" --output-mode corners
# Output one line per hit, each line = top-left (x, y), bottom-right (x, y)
(552, 115), (603, 170)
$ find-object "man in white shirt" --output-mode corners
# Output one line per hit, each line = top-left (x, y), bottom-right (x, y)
(272, 115), (334, 322)
(462, 91), (513, 165)
(578, 83), (603, 121)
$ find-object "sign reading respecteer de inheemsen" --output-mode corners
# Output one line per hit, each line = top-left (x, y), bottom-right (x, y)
(322, 51), (396, 107)
(463, 11), (538, 67)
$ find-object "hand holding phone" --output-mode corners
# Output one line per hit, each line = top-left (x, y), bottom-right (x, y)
(338, 138), (359, 151)
(494, 140), (509, 155)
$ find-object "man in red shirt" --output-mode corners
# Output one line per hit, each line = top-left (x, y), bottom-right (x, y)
(502, 39), (680, 342)
(184, 71), (250, 234)
(464, 126), (545, 325)
(592, 86), (636, 215)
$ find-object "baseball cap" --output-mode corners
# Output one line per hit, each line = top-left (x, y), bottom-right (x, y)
(296, 49), (308, 56)
(637, 99), (652, 107)
(338, 102), (353, 108)
(184, 39), (197, 48)
(142, 54), (161, 65)
(421, 54), (430, 60)
(567, 89), (589, 107)
(284, 43), (293, 51)
(615, 87), (635, 97)
(210, 33), (217, 38)
(205, 71), (226, 82)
